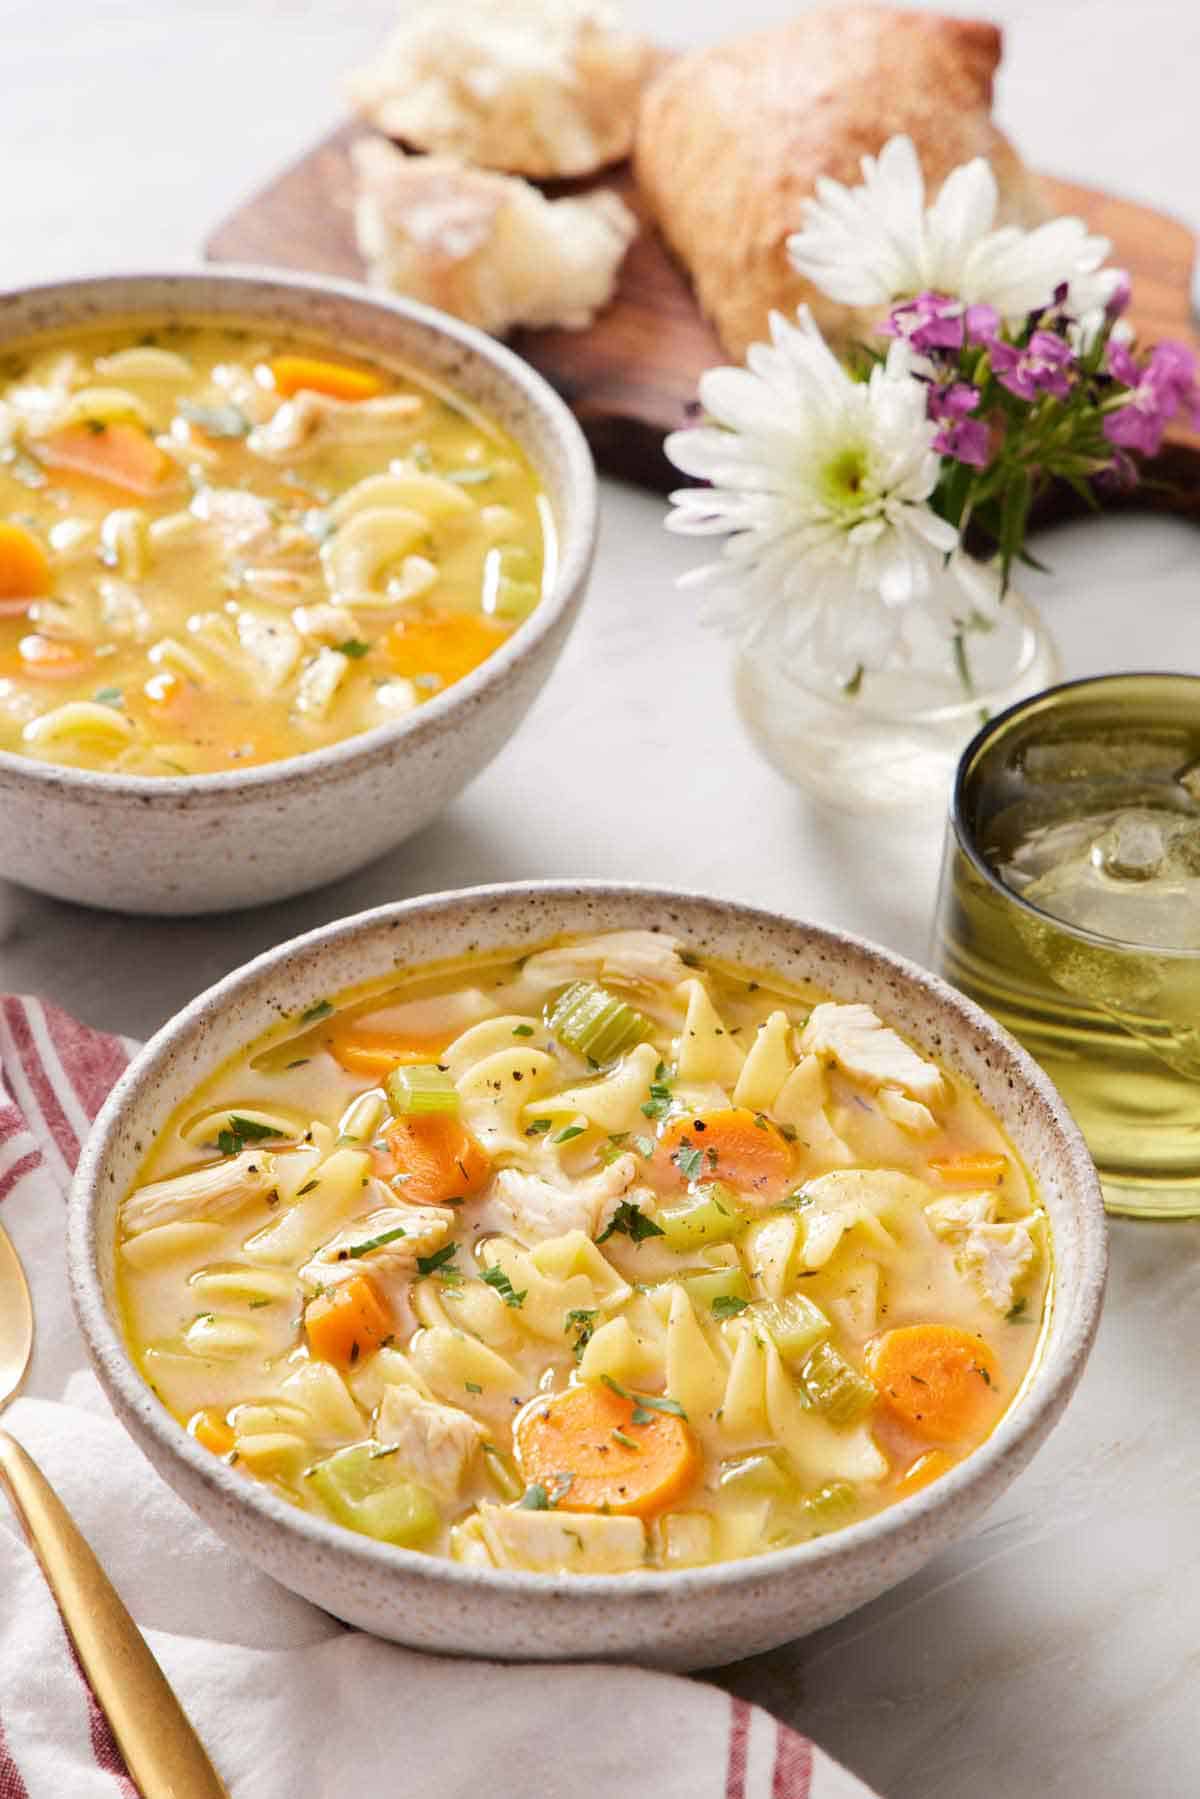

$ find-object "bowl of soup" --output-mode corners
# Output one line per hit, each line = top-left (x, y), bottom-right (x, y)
(0, 272), (596, 912)
(68, 883), (1107, 1669)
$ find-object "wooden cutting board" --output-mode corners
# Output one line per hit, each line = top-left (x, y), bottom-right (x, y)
(207, 121), (1200, 515)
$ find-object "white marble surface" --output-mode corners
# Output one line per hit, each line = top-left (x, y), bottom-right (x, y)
(3, 2), (1199, 1793)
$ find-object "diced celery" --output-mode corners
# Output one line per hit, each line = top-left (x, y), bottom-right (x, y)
(681, 1266), (752, 1311)
(751, 1293), (831, 1363)
(801, 1480), (858, 1529)
(797, 1340), (876, 1428)
(719, 1451), (791, 1495)
(386, 1062), (459, 1117)
(656, 1183), (746, 1253)
(493, 548), (541, 621)
(307, 1443), (439, 1546)
(546, 981), (649, 1063)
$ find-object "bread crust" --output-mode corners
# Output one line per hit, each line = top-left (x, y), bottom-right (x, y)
(634, 8), (1045, 359)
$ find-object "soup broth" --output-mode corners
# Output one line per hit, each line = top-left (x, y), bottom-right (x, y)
(0, 322), (547, 775)
(119, 932), (1049, 1574)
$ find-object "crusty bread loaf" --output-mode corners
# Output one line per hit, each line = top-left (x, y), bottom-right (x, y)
(634, 9), (1045, 359)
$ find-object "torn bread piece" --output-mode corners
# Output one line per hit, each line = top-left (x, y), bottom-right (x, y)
(352, 139), (637, 337)
(348, 0), (655, 180)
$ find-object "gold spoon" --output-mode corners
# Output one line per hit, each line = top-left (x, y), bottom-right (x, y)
(0, 1220), (228, 1798)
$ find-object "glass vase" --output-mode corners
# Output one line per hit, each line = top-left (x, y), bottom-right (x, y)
(733, 563), (1060, 813)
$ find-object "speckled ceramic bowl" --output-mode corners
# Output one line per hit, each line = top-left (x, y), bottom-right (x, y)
(68, 884), (1107, 1671)
(0, 273), (596, 914)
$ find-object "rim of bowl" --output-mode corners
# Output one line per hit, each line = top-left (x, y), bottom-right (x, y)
(68, 881), (1109, 1599)
(0, 268), (597, 802)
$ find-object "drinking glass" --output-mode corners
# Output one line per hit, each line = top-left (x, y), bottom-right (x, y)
(933, 673), (1200, 1217)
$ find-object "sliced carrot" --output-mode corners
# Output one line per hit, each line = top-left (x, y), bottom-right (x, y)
(38, 420), (173, 497)
(304, 1275), (393, 1368)
(894, 1448), (956, 1499)
(0, 522), (51, 603)
(385, 611), (510, 691)
(866, 1325), (1002, 1446)
(654, 1106), (794, 1197)
(386, 1113), (491, 1208)
(17, 632), (92, 680)
(327, 1026), (449, 1079)
(187, 1407), (235, 1458)
(929, 1153), (1007, 1186)
(516, 1381), (700, 1519)
(269, 355), (385, 403)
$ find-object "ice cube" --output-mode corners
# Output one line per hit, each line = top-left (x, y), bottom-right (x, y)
(1019, 808), (1200, 951)
(1090, 813), (1166, 882)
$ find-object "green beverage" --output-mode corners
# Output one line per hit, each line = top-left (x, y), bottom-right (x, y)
(934, 674), (1200, 1216)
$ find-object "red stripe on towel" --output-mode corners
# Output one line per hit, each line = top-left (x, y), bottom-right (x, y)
(726, 1695), (752, 1799)
(0, 1000), (79, 1169)
(82, 1679), (138, 1798)
(772, 1722), (814, 1799)
(0, 1151), (40, 1205)
(0, 1716), (30, 1799)
(42, 1001), (130, 1131)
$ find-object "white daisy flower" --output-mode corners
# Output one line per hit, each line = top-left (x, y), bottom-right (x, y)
(664, 307), (960, 676)
(787, 135), (1122, 324)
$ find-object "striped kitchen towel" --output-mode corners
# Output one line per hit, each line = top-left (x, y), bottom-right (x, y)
(0, 996), (881, 1799)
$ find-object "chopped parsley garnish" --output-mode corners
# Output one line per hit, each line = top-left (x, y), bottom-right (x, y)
(612, 1429), (640, 1451)
(93, 686), (123, 707)
(300, 999), (333, 1024)
(525, 1118), (553, 1137)
(599, 1374), (688, 1423)
(632, 1135), (656, 1159)
(511, 1023), (535, 1037)
(415, 1241), (459, 1277)
(777, 1188), (814, 1212)
(711, 1294), (750, 1321)
(344, 1224), (409, 1260)
(296, 1179), (320, 1196)
(517, 1483), (551, 1510)
(546, 1471), (575, 1505)
(641, 1062), (674, 1121)
(1006, 1297), (1031, 1323)
(248, 1297), (273, 1310)
(596, 1200), (664, 1244)
(565, 1307), (597, 1361)
(179, 400), (249, 438)
(465, 1381), (482, 1395)
(216, 1114), (281, 1156)
(673, 1144), (704, 1183)
(337, 638), (370, 659)
(482, 1264), (526, 1308)
(597, 1134), (631, 1167)
(553, 1124), (586, 1145)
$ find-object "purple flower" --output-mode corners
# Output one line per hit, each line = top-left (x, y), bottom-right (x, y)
(964, 304), (1001, 346)
(927, 380), (980, 422)
(990, 330), (1076, 401)
(1103, 339), (1200, 456)
(933, 417), (991, 468)
(925, 380), (990, 467)
(1105, 274), (1132, 322)
(880, 292), (966, 353)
